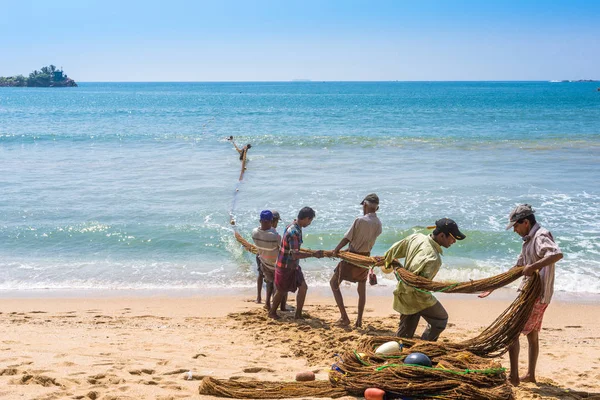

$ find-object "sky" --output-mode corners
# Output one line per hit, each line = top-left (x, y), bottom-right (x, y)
(1, 0), (599, 81)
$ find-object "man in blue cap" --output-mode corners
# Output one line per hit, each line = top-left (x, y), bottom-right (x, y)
(252, 210), (281, 309)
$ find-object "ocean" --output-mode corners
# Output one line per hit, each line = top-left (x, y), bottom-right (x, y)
(1, 81), (599, 295)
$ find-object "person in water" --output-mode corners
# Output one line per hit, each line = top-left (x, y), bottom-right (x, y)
(229, 136), (251, 160)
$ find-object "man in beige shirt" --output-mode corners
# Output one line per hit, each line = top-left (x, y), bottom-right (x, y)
(331, 193), (383, 328)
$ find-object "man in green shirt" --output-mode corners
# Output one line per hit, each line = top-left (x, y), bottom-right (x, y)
(382, 218), (466, 341)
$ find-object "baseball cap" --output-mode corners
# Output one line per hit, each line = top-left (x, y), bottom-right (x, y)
(360, 193), (379, 205)
(506, 204), (535, 230)
(434, 218), (466, 240)
(260, 210), (273, 221)
(271, 210), (280, 220)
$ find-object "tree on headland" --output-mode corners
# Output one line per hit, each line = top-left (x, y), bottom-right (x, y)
(0, 65), (77, 87)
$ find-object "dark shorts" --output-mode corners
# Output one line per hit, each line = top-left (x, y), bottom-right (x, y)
(334, 251), (371, 283)
(275, 266), (304, 293)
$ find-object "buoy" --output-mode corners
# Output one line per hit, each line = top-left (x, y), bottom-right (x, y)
(295, 371), (315, 381)
(404, 352), (432, 367)
(374, 341), (402, 355)
(364, 387), (385, 400)
(230, 220), (236, 225)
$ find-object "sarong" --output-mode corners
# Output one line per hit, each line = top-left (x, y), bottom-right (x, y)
(335, 251), (371, 283)
(257, 256), (275, 283)
(274, 266), (304, 293)
(522, 298), (548, 335)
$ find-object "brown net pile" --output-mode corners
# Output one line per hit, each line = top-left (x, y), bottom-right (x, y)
(199, 377), (347, 399)
(198, 232), (546, 399)
(330, 336), (513, 400)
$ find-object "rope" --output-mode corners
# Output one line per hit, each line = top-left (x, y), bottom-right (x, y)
(234, 232), (524, 294)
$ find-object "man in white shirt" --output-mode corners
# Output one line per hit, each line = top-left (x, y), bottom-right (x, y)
(480, 204), (563, 386)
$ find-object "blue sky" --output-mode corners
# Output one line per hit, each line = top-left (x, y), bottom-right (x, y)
(1, 0), (598, 81)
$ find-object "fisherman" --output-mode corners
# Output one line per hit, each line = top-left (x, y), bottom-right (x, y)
(382, 218), (466, 341)
(252, 210), (280, 309)
(269, 207), (324, 320)
(330, 193), (382, 328)
(479, 204), (562, 386)
(228, 136), (252, 161)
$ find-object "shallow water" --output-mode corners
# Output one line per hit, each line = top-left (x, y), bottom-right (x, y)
(1, 82), (599, 294)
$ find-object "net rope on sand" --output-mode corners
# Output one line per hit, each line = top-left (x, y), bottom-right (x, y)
(199, 234), (546, 399)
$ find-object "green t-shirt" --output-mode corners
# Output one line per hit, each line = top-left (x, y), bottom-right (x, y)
(383, 233), (443, 315)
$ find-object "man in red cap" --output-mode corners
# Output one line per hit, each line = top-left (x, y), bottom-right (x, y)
(330, 193), (382, 328)
(382, 218), (466, 341)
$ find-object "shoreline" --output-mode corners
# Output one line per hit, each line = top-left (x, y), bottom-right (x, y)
(1, 285), (599, 304)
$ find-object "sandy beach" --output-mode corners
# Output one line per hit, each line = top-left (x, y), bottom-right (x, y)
(0, 287), (599, 400)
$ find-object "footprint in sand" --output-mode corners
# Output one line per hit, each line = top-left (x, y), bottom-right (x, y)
(243, 367), (275, 373)
(14, 374), (63, 387)
(0, 368), (18, 376)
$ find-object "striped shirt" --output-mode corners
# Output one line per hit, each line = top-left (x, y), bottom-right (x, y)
(251, 227), (281, 269)
(276, 222), (302, 269)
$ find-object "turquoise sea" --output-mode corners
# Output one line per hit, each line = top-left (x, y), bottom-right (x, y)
(1, 82), (599, 295)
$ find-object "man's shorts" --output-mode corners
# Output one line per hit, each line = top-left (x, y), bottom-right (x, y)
(522, 298), (549, 335)
(334, 251), (371, 283)
(334, 260), (369, 283)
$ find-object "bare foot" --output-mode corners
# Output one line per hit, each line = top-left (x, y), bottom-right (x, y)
(294, 313), (306, 320)
(268, 313), (280, 320)
(354, 320), (363, 328)
(509, 374), (520, 386)
(256, 298), (262, 304)
(334, 318), (351, 327)
(264, 303), (271, 311)
(521, 374), (536, 383)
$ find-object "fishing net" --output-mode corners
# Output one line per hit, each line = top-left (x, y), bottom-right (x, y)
(198, 233), (546, 399)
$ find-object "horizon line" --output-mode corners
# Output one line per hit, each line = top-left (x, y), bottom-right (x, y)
(67, 79), (597, 83)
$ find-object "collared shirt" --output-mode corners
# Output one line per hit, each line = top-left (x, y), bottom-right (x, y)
(344, 213), (382, 253)
(276, 222), (302, 269)
(517, 223), (562, 304)
(252, 227), (281, 269)
(383, 233), (443, 315)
